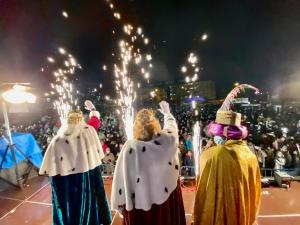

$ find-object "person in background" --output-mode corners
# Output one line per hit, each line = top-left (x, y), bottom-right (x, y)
(101, 140), (108, 154)
(274, 151), (286, 170)
(102, 147), (115, 165)
(179, 136), (187, 166)
(185, 134), (193, 151)
(184, 150), (195, 176)
(102, 147), (115, 175)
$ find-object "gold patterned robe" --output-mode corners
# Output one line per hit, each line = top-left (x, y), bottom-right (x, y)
(193, 140), (261, 225)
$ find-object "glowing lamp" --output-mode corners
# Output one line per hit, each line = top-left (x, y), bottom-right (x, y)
(2, 85), (37, 104)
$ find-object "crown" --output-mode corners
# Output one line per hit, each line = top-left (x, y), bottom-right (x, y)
(215, 110), (241, 126)
(67, 109), (83, 124)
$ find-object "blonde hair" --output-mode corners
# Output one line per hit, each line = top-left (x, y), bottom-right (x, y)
(133, 109), (161, 141)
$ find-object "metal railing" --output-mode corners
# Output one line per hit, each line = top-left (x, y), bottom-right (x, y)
(100, 164), (299, 179)
(100, 164), (197, 179)
(260, 168), (298, 178)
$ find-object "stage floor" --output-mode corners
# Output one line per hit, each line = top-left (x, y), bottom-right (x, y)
(0, 177), (299, 225)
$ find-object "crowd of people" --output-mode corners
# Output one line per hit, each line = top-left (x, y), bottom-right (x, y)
(1, 101), (300, 174)
(176, 104), (300, 174)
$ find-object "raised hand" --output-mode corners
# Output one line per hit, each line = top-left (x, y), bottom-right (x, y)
(159, 101), (170, 115)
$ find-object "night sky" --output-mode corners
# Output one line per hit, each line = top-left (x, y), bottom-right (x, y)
(1, 0), (300, 97)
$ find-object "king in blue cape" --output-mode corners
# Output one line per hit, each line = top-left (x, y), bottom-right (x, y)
(39, 109), (111, 225)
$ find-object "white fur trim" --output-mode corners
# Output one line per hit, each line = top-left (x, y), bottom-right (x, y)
(39, 124), (104, 177)
(89, 111), (100, 119)
(111, 114), (179, 211)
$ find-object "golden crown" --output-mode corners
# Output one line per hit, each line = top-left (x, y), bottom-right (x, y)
(67, 109), (83, 124)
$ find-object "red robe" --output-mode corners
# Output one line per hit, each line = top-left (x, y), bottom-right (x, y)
(87, 116), (101, 131)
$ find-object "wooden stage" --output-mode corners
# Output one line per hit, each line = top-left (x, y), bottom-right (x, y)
(0, 177), (299, 225)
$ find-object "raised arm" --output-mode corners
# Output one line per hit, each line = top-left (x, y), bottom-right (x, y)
(159, 101), (178, 135)
(85, 100), (101, 130)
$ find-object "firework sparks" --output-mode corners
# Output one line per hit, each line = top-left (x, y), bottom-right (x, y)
(144, 38), (149, 45)
(62, 11), (69, 18)
(47, 57), (55, 63)
(201, 33), (208, 41)
(45, 47), (80, 125)
(58, 47), (66, 54)
(192, 100), (196, 109)
(105, 0), (154, 140)
(181, 52), (199, 83)
(181, 66), (187, 73)
(181, 52), (201, 115)
(193, 121), (202, 176)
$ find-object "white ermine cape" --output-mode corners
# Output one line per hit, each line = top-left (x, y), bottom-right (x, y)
(39, 123), (104, 177)
(111, 113), (180, 211)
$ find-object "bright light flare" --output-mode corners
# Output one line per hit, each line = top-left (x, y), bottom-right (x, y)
(144, 38), (149, 45)
(181, 66), (187, 73)
(188, 53), (198, 64)
(2, 85), (36, 104)
(62, 11), (69, 18)
(47, 57), (55, 63)
(137, 27), (142, 35)
(201, 33), (208, 41)
(69, 58), (77, 66)
(113, 12), (121, 20)
(58, 47), (66, 54)
(146, 54), (152, 61)
(144, 73), (150, 79)
(192, 100), (196, 109)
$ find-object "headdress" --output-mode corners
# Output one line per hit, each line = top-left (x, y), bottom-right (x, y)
(208, 84), (259, 139)
(216, 84), (259, 126)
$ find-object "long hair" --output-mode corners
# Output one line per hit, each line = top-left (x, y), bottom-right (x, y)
(133, 109), (161, 141)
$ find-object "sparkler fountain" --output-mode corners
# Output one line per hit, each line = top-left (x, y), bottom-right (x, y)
(105, 1), (153, 140)
(44, 47), (81, 125)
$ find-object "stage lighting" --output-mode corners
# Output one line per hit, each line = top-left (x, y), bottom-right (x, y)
(2, 85), (36, 104)
(0, 83), (37, 188)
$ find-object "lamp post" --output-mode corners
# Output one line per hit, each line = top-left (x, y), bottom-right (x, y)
(0, 84), (37, 188)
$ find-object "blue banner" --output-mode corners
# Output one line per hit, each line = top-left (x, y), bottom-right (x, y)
(0, 132), (43, 169)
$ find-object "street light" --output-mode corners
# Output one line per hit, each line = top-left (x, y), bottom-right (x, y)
(0, 84), (37, 188)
